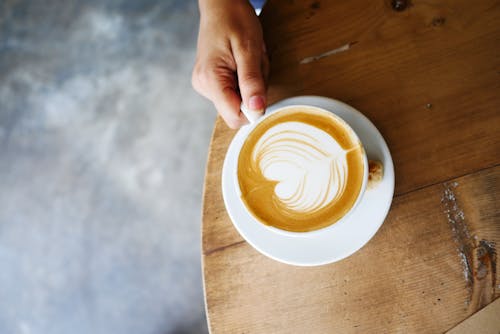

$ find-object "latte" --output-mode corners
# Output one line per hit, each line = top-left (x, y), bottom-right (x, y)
(237, 106), (366, 232)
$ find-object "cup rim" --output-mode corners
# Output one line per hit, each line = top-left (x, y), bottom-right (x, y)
(235, 104), (369, 238)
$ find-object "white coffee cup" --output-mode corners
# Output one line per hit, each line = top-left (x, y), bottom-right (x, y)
(235, 104), (369, 238)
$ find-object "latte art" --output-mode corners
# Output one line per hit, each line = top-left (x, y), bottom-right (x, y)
(238, 106), (366, 232)
(253, 122), (349, 213)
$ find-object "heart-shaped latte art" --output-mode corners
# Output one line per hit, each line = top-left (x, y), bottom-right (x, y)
(253, 122), (348, 213)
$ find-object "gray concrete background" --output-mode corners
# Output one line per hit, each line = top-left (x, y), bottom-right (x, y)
(0, 1), (214, 333)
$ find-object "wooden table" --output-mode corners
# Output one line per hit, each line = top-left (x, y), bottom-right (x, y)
(201, 0), (500, 332)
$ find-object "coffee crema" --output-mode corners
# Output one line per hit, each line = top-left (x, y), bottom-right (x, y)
(237, 106), (365, 232)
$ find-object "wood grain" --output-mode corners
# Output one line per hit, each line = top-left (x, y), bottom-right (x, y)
(446, 298), (500, 334)
(204, 167), (499, 333)
(201, 119), (241, 254)
(201, 0), (500, 332)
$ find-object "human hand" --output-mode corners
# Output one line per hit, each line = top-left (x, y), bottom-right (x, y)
(192, 0), (269, 128)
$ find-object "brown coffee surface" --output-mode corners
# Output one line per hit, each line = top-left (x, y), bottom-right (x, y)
(237, 106), (365, 232)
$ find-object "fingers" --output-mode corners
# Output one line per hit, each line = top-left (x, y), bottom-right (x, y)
(233, 39), (267, 117)
(212, 85), (248, 129)
(192, 61), (248, 129)
(191, 40), (269, 129)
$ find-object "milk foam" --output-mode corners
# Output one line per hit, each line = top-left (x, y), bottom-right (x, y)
(252, 121), (348, 213)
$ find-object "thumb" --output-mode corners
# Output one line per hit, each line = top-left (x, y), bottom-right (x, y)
(233, 43), (266, 116)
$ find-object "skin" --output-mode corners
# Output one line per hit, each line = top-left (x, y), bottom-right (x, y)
(192, 0), (270, 129)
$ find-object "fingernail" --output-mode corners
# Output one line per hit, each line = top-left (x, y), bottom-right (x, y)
(240, 101), (263, 124)
(248, 95), (265, 111)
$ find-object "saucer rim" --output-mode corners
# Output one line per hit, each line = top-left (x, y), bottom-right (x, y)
(221, 96), (395, 266)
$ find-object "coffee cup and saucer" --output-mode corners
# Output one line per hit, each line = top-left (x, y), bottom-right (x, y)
(222, 96), (394, 266)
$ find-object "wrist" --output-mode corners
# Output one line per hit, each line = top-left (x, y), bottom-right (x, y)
(198, 0), (252, 16)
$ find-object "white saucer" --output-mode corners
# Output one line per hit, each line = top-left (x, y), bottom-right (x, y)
(222, 96), (395, 266)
